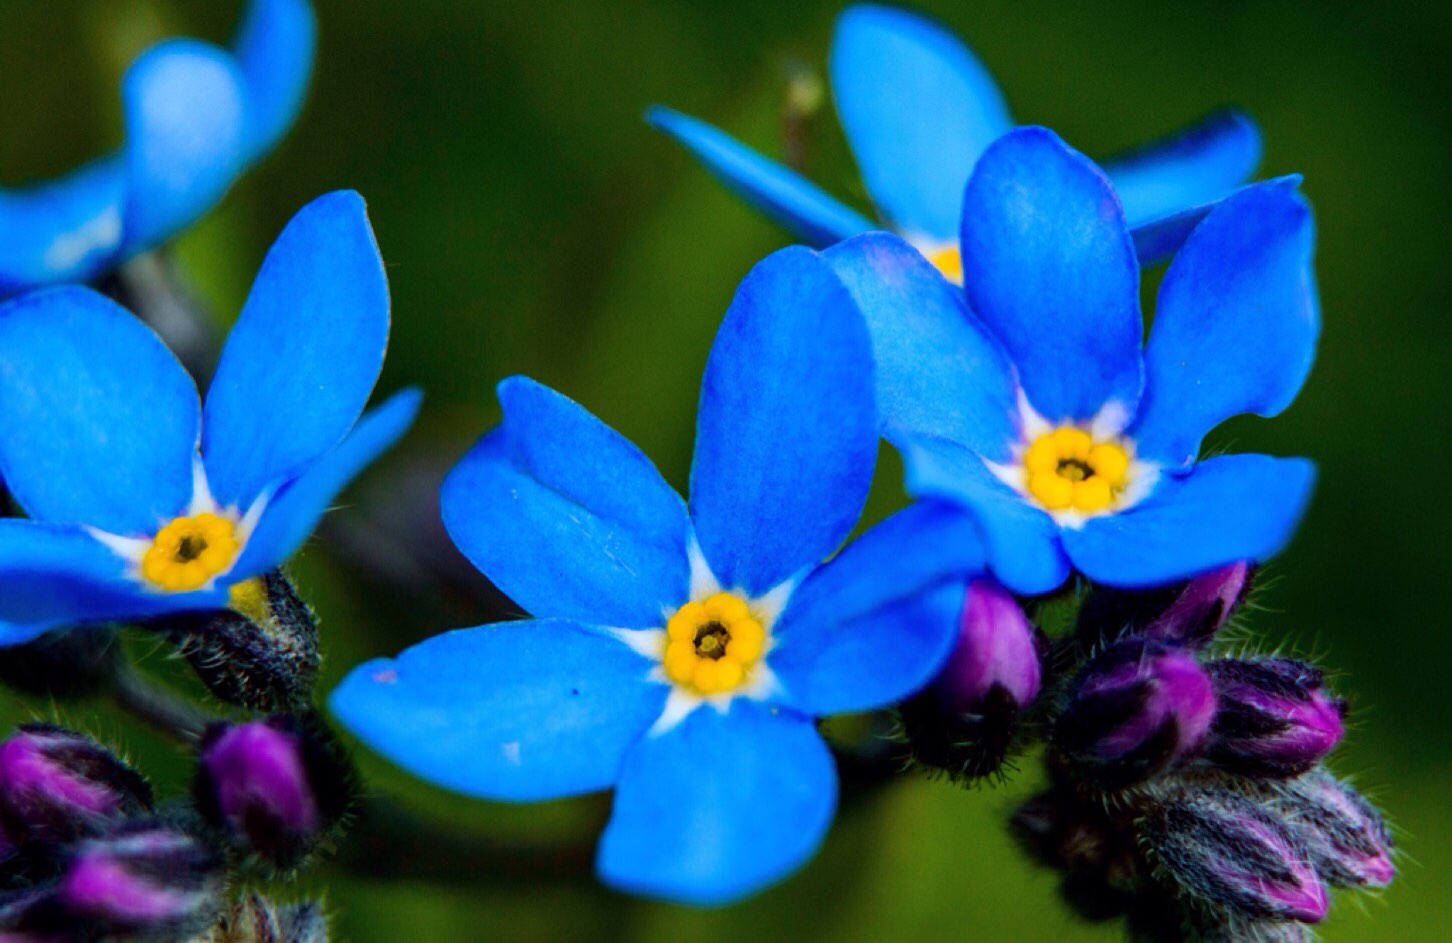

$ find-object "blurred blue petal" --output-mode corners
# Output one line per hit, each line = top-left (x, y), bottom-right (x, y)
(120, 39), (249, 251)
(830, 4), (1012, 240)
(771, 502), (984, 715)
(203, 192), (389, 510)
(233, 389), (421, 579)
(647, 106), (872, 246)
(442, 377), (692, 629)
(689, 247), (876, 596)
(1062, 455), (1316, 587)
(902, 435), (1070, 594)
(0, 158), (125, 293)
(233, 0), (317, 162)
(1106, 110), (1262, 230)
(0, 521), (222, 639)
(823, 232), (1018, 459)
(961, 127), (1143, 423)
(330, 619), (667, 801)
(1131, 179), (1319, 466)
(597, 699), (835, 906)
(0, 287), (198, 535)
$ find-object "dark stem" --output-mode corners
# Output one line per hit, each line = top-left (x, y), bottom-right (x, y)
(109, 662), (213, 743)
(107, 251), (219, 380)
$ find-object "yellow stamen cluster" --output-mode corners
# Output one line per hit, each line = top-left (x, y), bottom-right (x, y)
(228, 576), (271, 623)
(139, 513), (240, 592)
(662, 592), (766, 696)
(1023, 427), (1132, 513)
(924, 245), (963, 284)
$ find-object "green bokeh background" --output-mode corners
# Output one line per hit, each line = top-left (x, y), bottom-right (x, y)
(2, 1), (1448, 939)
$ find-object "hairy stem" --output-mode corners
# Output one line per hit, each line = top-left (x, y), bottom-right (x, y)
(109, 661), (213, 743)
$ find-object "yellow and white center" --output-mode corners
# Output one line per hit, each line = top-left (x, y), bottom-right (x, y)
(661, 592), (767, 696)
(139, 513), (241, 592)
(1022, 426), (1133, 514)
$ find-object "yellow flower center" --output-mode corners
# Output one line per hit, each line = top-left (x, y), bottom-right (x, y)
(1023, 427), (1132, 514)
(139, 513), (241, 592)
(662, 592), (766, 696)
(923, 245), (963, 283)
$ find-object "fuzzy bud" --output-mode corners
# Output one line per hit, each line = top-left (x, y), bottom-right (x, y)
(1054, 639), (1216, 786)
(195, 716), (353, 868)
(208, 893), (329, 943)
(1146, 788), (1329, 924)
(1205, 659), (1345, 778)
(0, 725), (152, 846)
(1143, 563), (1253, 649)
(57, 822), (222, 938)
(1275, 771), (1395, 888)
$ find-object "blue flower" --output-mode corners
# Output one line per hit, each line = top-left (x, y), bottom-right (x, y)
(0, 0), (316, 294)
(329, 247), (985, 905)
(823, 126), (1319, 594)
(649, 3), (1260, 271)
(0, 191), (418, 646)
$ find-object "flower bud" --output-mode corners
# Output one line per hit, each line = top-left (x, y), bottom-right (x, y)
(1054, 639), (1216, 786)
(1275, 771), (1395, 888)
(1143, 562), (1253, 649)
(1009, 789), (1142, 922)
(147, 571), (318, 712)
(57, 822), (222, 938)
(209, 893), (329, 943)
(1145, 787), (1329, 924)
(0, 725), (152, 846)
(195, 716), (353, 868)
(1204, 658), (1345, 778)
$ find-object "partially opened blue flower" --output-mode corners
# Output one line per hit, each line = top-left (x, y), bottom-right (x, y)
(0, 191), (418, 647)
(649, 3), (1260, 272)
(823, 127), (1318, 594)
(330, 247), (985, 905)
(0, 0), (316, 294)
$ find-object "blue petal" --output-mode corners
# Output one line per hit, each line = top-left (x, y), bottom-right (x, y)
(1105, 110), (1262, 230)
(0, 520), (223, 639)
(597, 699), (835, 905)
(232, 389), (421, 579)
(961, 127), (1143, 423)
(1130, 179), (1319, 466)
(1130, 202), (1213, 265)
(442, 377), (691, 629)
(822, 232), (1018, 459)
(232, 0), (317, 163)
(0, 287), (198, 535)
(120, 40), (249, 253)
(900, 435), (1070, 594)
(203, 191), (390, 511)
(330, 620), (667, 801)
(1062, 454), (1316, 588)
(646, 107), (872, 247)
(770, 502), (984, 716)
(689, 247), (876, 596)
(0, 157), (126, 294)
(830, 4), (1012, 240)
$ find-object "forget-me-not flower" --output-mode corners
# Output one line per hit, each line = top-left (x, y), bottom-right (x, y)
(330, 247), (985, 905)
(0, 0), (316, 294)
(0, 191), (418, 646)
(650, 3), (1261, 274)
(823, 127), (1319, 594)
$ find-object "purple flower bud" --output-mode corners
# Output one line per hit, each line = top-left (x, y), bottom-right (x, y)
(58, 822), (221, 937)
(0, 725), (152, 846)
(1276, 771), (1395, 888)
(1055, 638), (1216, 786)
(1143, 562), (1254, 649)
(1146, 787), (1329, 924)
(1205, 659), (1345, 778)
(939, 580), (1042, 713)
(195, 716), (352, 868)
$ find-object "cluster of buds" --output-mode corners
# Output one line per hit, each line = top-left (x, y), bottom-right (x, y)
(905, 563), (1395, 940)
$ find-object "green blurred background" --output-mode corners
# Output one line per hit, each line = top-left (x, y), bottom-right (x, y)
(2, 1), (1448, 939)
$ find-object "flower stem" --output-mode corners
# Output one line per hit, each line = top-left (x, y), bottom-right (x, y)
(109, 661), (213, 743)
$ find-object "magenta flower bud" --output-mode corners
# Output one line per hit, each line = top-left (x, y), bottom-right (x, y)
(58, 823), (221, 937)
(1278, 771), (1395, 888)
(195, 716), (352, 868)
(1055, 639), (1216, 786)
(1147, 788), (1329, 924)
(1205, 659), (1346, 778)
(938, 580), (1042, 713)
(1144, 562), (1254, 649)
(0, 725), (152, 846)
